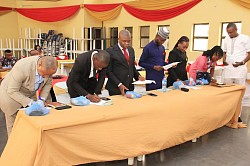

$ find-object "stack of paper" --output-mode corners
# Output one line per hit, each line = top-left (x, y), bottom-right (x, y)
(90, 99), (113, 106)
(132, 80), (156, 85)
(163, 62), (181, 70)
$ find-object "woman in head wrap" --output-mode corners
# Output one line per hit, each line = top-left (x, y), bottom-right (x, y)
(188, 46), (223, 82)
(167, 36), (189, 87)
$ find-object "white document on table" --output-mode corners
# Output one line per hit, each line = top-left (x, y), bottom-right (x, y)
(90, 99), (112, 106)
(132, 80), (156, 85)
(163, 62), (181, 70)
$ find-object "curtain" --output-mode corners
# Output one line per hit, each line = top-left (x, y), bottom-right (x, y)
(84, 3), (121, 12)
(230, 0), (250, 9)
(85, 6), (122, 21)
(123, 0), (202, 21)
(0, 6), (12, 12)
(125, 0), (195, 10)
(84, 3), (122, 21)
(0, 1), (202, 22)
(16, 5), (80, 22)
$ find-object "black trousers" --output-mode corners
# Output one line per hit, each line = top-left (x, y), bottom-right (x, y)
(50, 87), (57, 102)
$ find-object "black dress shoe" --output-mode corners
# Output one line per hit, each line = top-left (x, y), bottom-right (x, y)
(238, 117), (242, 123)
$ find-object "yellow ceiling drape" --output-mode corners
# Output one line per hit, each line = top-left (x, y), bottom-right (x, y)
(84, 5), (122, 21)
(231, 0), (250, 9)
(125, 0), (195, 10)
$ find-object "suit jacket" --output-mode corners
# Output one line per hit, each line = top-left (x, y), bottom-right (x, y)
(105, 44), (140, 95)
(0, 56), (52, 115)
(167, 48), (188, 87)
(66, 50), (106, 98)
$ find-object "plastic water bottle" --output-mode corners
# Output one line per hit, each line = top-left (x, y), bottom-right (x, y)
(162, 76), (167, 92)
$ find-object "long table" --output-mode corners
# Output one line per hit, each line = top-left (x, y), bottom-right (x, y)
(0, 71), (8, 79)
(0, 85), (245, 166)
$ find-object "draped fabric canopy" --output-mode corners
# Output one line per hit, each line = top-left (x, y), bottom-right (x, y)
(85, 5), (122, 21)
(84, 3), (122, 21)
(16, 5), (80, 22)
(231, 0), (250, 9)
(84, 3), (122, 12)
(0, 1), (203, 22)
(0, 7), (12, 12)
(123, 0), (202, 21)
(125, 0), (196, 10)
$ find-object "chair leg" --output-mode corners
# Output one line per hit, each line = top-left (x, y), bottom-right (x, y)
(128, 157), (134, 165)
(137, 155), (145, 161)
(192, 138), (197, 143)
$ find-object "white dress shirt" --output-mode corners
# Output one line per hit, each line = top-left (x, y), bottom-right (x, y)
(223, 34), (250, 78)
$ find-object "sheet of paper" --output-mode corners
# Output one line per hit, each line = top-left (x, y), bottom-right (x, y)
(185, 86), (202, 90)
(90, 99), (112, 106)
(132, 80), (156, 85)
(163, 62), (181, 70)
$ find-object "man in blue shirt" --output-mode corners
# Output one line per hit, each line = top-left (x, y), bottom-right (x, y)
(139, 27), (169, 90)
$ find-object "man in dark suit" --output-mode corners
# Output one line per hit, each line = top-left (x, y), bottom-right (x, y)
(66, 50), (110, 102)
(106, 30), (145, 96)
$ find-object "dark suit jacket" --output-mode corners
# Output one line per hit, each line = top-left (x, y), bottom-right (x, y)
(66, 50), (106, 98)
(167, 48), (188, 87)
(105, 44), (140, 95)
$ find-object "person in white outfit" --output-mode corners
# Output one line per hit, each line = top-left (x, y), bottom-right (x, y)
(223, 22), (250, 127)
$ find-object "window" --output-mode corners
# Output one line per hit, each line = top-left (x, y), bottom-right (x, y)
(158, 25), (170, 50)
(193, 24), (209, 51)
(110, 27), (118, 47)
(125, 27), (133, 46)
(221, 22), (242, 47)
(140, 26), (150, 48)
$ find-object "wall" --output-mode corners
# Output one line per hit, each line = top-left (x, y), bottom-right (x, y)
(0, 0), (18, 43)
(0, 0), (250, 70)
(103, 0), (250, 71)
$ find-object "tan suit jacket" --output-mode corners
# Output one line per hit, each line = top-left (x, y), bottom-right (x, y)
(0, 56), (52, 115)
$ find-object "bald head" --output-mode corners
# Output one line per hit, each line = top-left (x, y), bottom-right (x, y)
(40, 56), (57, 69)
(30, 50), (40, 56)
(118, 30), (131, 49)
(119, 30), (131, 38)
(37, 56), (57, 78)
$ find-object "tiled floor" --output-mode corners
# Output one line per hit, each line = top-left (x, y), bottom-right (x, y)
(1, 83), (250, 166)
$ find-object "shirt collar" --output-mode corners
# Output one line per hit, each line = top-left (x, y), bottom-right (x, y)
(91, 51), (97, 70)
(36, 57), (41, 76)
(118, 43), (126, 51)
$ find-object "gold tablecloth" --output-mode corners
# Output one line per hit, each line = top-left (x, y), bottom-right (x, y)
(0, 71), (8, 79)
(0, 85), (245, 166)
(57, 59), (74, 69)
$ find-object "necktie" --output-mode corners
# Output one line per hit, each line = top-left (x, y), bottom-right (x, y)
(122, 48), (130, 65)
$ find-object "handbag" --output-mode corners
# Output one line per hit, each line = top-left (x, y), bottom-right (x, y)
(196, 71), (211, 83)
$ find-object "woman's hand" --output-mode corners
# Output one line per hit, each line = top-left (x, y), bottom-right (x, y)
(153, 65), (163, 71)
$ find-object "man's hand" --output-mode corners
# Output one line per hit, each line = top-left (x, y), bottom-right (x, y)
(172, 64), (177, 68)
(232, 61), (243, 67)
(153, 65), (163, 71)
(138, 75), (145, 81)
(223, 61), (229, 66)
(86, 94), (100, 103)
(119, 84), (129, 96)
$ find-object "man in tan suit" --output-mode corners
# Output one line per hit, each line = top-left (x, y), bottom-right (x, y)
(0, 56), (57, 136)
